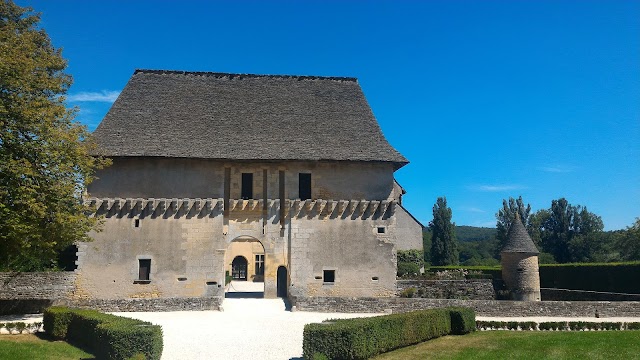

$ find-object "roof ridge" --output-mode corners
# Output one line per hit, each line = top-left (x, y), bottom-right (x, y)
(134, 69), (358, 82)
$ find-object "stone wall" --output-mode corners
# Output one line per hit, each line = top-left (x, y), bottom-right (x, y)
(291, 296), (640, 317)
(0, 272), (76, 314)
(397, 279), (495, 300)
(66, 297), (223, 312)
(0, 272), (76, 300)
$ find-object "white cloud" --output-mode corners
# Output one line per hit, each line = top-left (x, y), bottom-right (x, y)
(67, 90), (120, 103)
(469, 184), (527, 192)
(540, 165), (574, 173)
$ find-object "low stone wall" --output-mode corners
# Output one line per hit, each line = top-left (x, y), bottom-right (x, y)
(292, 297), (640, 317)
(0, 272), (76, 300)
(0, 272), (76, 314)
(65, 297), (223, 312)
(397, 279), (495, 300)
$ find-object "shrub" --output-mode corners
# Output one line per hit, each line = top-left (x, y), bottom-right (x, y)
(43, 306), (73, 338)
(303, 307), (473, 359)
(626, 322), (640, 330)
(449, 307), (475, 334)
(43, 306), (163, 360)
(400, 287), (416, 298)
(397, 262), (420, 277)
(14, 322), (26, 333)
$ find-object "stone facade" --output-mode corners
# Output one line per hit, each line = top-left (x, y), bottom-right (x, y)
(396, 279), (495, 300)
(292, 296), (640, 317)
(78, 160), (410, 304)
(501, 254), (541, 301)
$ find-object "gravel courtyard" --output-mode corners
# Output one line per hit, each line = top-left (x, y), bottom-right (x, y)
(115, 297), (380, 360)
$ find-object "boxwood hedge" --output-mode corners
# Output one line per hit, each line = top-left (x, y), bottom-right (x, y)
(43, 306), (163, 360)
(303, 307), (475, 360)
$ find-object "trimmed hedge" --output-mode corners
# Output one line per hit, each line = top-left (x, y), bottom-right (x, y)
(476, 320), (640, 331)
(303, 307), (475, 360)
(43, 306), (163, 360)
(430, 262), (640, 295)
(449, 307), (475, 334)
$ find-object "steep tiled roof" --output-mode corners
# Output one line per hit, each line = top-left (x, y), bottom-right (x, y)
(502, 214), (540, 254)
(92, 69), (408, 167)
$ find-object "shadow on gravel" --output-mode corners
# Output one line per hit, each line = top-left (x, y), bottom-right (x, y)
(224, 292), (265, 298)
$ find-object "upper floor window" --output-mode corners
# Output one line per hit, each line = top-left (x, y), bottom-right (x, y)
(299, 173), (311, 200)
(241, 173), (253, 199)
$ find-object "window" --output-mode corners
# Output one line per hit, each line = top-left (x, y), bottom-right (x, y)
(299, 173), (311, 200)
(138, 259), (151, 281)
(377, 226), (386, 234)
(323, 270), (335, 283)
(255, 254), (265, 275)
(241, 173), (253, 199)
(134, 219), (140, 228)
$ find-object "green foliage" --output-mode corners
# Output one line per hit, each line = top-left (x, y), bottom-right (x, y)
(303, 308), (474, 359)
(449, 307), (476, 334)
(539, 262), (640, 294)
(397, 250), (424, 266)
(495, 196), (532, 256)
(0, 0), (110, 271)
(536, 198), (605, 263)
(616, 218), (640, 261)
(627, 322), (640, 330)
(429, 197), (458, 266)
(455, 226), (497, 242)
(399, 287), (416, 298)
(43, 306), (163, 360)
(43, 306), (73, 338)
(397, 262), (420, 277)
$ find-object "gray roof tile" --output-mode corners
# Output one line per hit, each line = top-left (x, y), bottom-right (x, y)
(502, 215), (540, 254)
(92, 70), (408, 167)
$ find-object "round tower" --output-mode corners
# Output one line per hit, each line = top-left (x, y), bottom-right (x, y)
(501, 213), (541, 301)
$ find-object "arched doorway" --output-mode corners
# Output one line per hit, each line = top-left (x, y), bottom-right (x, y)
(277, 266), (288, 298)
(225, 236), (265, 298)
(231, 256), (248, 281)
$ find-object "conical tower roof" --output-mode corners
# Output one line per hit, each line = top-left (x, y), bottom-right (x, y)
(501, 213), (539, 254)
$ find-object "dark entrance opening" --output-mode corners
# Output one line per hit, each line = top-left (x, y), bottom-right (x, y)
(277, 266), (288, 298)
(241, 173), (253, 199)
(231, 256), (248, 280)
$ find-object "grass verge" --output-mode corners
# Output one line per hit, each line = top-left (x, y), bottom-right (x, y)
(372, 330), (640, 360)
(0, 334), (93, 360)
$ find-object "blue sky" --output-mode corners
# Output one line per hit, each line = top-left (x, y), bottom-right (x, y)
(21, 0), (639, 230)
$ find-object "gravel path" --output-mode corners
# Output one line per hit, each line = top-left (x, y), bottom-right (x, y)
(115, 298), (381, 360)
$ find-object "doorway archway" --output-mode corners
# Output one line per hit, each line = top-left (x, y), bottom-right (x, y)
(231, 256), (248, 281)
(225, 236), (265, 298)
(277, 266), (288, 298)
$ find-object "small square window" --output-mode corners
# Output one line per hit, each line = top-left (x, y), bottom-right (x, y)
(377, 227), (386, 234)
(138, 259), (151, 281)
(323, 270), (335, 283)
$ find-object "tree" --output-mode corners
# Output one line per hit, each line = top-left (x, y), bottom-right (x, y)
(617, 218), (640, 261)
(0, 1), (109, 271)
(429, 197), (458, 265)
(495, 196), (531, 256)
(537, 198), (604, 263)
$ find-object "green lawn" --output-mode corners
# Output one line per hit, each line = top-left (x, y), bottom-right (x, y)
(373, 331), (640, 360)
(0, 334), (93, 360)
